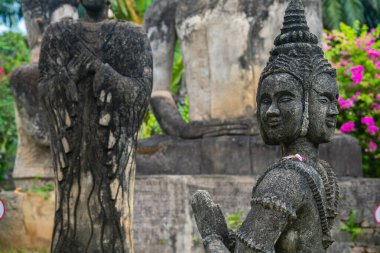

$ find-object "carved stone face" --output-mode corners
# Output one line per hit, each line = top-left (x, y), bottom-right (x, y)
(258, 73), (304, 145)
(80, 0), (107, 11)
(307, 73), (339, 143)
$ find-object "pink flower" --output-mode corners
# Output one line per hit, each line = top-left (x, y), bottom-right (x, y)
(376, 74), (380, 79)
(350, 65), (365, 84)
(351, 65), (364, 72)
(0, 67), (5, 76)
(368, 141), (377, 152)
(376, 94), (380, 101)
(338, 97), (354, 110)
(366, 48), (380, 58)
(366, 39), (375, 47)
(368, 125), (379, 135)
(322, 43), (332, 51)
(340, 59), (349, 66)
(376, 61), (380, 69)
(361, 117), (375, 126)
(340, 122), (355, 133)
(372, 103), (380, 111)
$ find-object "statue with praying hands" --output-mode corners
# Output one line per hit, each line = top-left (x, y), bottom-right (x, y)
(191, 1), (339, 252)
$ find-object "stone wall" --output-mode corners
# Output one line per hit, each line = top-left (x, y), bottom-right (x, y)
(0, 176), (379, 252)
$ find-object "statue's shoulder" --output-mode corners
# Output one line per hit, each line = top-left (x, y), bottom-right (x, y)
(43, 19), (78, 43)
(258, 159), (312, 188)
(252, 159), (327, 203)
(105, 20), (150, 41)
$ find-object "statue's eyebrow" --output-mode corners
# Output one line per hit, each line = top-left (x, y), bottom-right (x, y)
(273, 90), (297, 98)
(311, 88), (336, 100)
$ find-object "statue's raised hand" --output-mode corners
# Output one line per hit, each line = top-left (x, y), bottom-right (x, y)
(191, 190), (229, 240)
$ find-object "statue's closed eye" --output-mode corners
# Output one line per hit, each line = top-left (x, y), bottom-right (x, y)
(278, 96), (294, 103)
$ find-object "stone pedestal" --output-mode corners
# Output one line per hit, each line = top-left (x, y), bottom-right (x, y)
(137, 133), (362, 177)
(0, 176), (378, 252)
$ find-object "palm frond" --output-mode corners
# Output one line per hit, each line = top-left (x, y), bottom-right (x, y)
(322, 0), (344, 29)
(343, 0), (364, 26)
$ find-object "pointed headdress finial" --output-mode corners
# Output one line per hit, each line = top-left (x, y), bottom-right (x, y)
(274, 0), (318, 46)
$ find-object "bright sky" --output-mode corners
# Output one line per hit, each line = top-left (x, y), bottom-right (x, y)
(0, 18), (26, 34)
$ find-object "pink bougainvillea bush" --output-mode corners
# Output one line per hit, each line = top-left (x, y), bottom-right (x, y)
(324, 22), (380, 177)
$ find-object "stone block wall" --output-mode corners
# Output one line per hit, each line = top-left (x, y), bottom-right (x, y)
(0, 176), (379, 252)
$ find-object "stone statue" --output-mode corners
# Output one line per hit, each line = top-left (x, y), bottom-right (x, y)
(38, 0), (153, 252)
(10, 0), (78, 189)
(191, 0), (339, 252)
(144, 0), (323, 138)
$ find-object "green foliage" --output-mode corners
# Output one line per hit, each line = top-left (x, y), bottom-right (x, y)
(340, 209), (362, 241)
(170, 42), (185, 94)
(28, 183), (54, 200)
(226, 211), (244, 233)
(322, 0), (380, 30)
(139, 107), (163, 139)
(0, 31), (30, 73)
(0, 31), (30, 184)
(178, 96), (189, 123)
(111, 0), (152, 24)
(324, 23), (380, 177)
(0, 77), (17, 184)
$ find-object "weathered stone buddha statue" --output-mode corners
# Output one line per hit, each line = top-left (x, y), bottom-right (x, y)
(191, 0), (339, 252)
(144, 0), (323, 138)
(38, 0), (152, 252)
(10, 0), (78, 188)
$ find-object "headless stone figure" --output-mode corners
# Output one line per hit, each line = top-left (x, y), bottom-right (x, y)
(38, 0), (153, 252)
(10, 0), (78, 189)
(144, 0), (323, 138)
(191, 1), (339, 252)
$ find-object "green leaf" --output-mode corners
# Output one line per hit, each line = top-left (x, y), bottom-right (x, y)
(343, 0), (364, 26)
(365, 0), (380, 12)
(322, 0), (344, 29)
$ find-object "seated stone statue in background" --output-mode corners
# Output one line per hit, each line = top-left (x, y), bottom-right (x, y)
(38, 0), (152, 252)
(191, 0), (339, 252)
(10, 0), (78, 189)
(143, 0), (323, 138)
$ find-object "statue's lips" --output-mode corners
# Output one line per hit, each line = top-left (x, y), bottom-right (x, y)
(325, 119), (337, 128)
(266, 119), (281, 128)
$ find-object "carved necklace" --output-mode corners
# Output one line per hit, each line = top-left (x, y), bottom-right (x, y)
(282, 154), (306, 162)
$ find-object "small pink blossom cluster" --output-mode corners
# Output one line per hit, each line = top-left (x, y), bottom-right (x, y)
(366, 48), (380, 58)
(361, 117), (379, 136)
(372, 103), (380, 111)
(0, 67), (5, 76)
(339, 122), (355, 133)
(365, 141), (378, 153)
(338, 96), (354, 110)
(350, 65), (364, 84)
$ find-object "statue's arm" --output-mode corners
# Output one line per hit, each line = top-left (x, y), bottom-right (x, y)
(143, 0), (186, 136)
(234, 168), (306, 253)
(90, 26), (153, 129)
